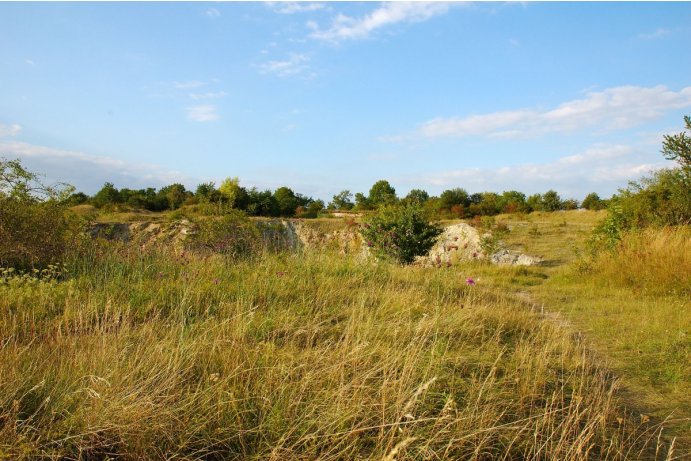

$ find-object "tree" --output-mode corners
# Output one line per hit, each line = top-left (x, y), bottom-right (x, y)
(158, 183), (189, 210)
(92, 182), (122, 208)
(582, 192), (604, 210)
(439, 188), (469, 210)
(526, 193), (542, 212)
(329, 190), (354, 210)
(661, 115), (691, 172)
(219, 177), (243, 208)
(354, 192), (371, 210)
(405, 189), (430, 204)
(541, 190), (563, 212)
(273, 186), (299, 217)
(196, 182), (222, 203)
(360, 203), (442, 265)
(368, 180), (397, 207)
(499, 191), (527, 213)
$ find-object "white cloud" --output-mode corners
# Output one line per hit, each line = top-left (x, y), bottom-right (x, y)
(205, 8), (221, 18)
(639, 28), (671, 40)
(408, 144), (666, 198)
(25, 59), (35, 66)
(189, 91), (227, 100)
(0, 140), (191, 193)
(186, 104), (219, 122)
(267, 2), (325, 14)
(0, 123), (22, 138)
(259, 53), (312, 77)
(418, 85), (691, 139)
(173, 80), (207, 89)
(309, 2), (450, 42)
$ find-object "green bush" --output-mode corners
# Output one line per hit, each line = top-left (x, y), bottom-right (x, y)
(0, 158), (79, 270)
(186, 210), (261, 259)
(360, 203), (442, 264)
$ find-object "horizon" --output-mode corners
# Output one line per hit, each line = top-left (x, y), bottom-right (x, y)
(1, 1), (690, 201)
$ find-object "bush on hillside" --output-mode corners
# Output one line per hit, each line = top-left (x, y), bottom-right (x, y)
(186, 210), (261, 259)
(0, 158), (79, 270)
(360, 203), (442, 264)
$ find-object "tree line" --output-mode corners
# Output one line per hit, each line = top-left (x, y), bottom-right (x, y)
(64, 177), (607, 219)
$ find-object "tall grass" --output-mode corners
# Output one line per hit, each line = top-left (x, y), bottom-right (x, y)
(0, 240), (665, 459)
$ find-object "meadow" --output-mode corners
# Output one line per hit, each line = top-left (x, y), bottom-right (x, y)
(0, 210), (687, 460)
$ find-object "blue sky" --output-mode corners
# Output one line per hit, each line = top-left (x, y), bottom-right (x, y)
(1, 1), (690, 201)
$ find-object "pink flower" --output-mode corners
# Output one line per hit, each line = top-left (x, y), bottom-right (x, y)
(466, 277), (476, 286)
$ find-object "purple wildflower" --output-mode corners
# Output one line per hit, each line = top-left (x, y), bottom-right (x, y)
(466, 277), (476, 286)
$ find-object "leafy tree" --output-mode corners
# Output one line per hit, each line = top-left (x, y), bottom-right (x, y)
(499, 191), (527, 213)
(273, 186), (299, 217)
(219, 177), (245, 208)
(368, 180), (397, 207)
(405, 189), (430, 204)
(354, 192), (371, 210)
(246, 188), (279, 216)
(439, 188), (469, 210)
(195, 182), (222, 203)
(329, 190), (354, 210)
(661, 115), (691, 172)
(541, 190), (563, 212)
(582, 192), (604, 210)
(526, 193), (542, 212)
(360, 203), (442, 265)
(562, 198), (580, 210)
(92, 182), (122, 208)
(158, 183), (189, 210)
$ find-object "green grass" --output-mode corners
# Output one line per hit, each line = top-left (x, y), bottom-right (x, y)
(0, 239), (663, 460)
(471, 211), (690, 453)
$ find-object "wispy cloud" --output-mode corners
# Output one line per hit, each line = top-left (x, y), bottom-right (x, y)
(0, 140), (192, 192)
(259, 53), (312, 77)
(309, 2), (451, 42)
(172, 80), (207, 89)
(186, 104), (219, 122)
(416, 85), (691, 139)
(638, 28), (671, 40)
(409, 144), (665, 198)
(267, 2), (325, 14)
(189, 91), (227, 100)
(0, 123), (22, 138)
(205, 8), (221, 18)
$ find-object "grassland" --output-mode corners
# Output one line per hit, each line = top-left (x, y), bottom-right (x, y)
(0, 210), (687, 459)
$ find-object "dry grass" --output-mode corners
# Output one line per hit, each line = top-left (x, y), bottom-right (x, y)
(0, 239), (664, 460)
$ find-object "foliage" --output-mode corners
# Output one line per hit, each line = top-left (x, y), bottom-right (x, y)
(360, 203), (442, 264)
(661, 114), (691, 172)
(367, 179), (397, 207)
(404, 188), (429, 204)
(582, 192), (605, 210)
(186, 210), (261, 259)
(541, 190), (563, 212)
(0, 158), (80, 270)
(328, 190), (354, 210)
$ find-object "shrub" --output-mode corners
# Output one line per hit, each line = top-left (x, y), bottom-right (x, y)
(185, 210), (261, 259)
(0, 158), (79, 270)
(360, 203), (442, 264)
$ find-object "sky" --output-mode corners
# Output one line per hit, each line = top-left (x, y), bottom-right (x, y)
(1, 1), (690, 202)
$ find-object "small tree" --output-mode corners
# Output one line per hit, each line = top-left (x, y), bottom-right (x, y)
(360, 203), (442, 265)
(661, 115), (691, 172)
(368, 180), (397, 207)
(582, 192), (604, 210)
(329, 190), (354, 210)
(405, 189), (430, 204)
(541, 190), (563, 212)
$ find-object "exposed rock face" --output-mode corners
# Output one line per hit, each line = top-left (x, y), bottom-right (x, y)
(415, 223), (484, 266)
(87, 219), (541, 266)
